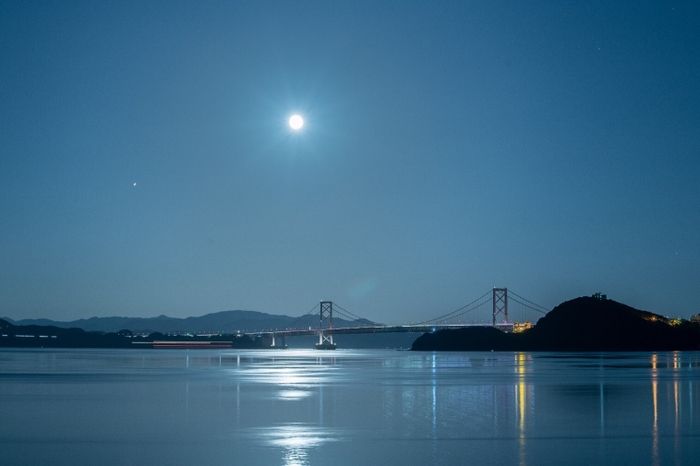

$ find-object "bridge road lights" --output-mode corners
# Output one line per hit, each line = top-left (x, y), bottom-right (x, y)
(493, 288), (508, 326)
(316, 301), (337, 350)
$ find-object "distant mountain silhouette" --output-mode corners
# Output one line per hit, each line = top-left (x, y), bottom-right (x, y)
(412, 297), (700, 351)
(3, 310), (372, 334)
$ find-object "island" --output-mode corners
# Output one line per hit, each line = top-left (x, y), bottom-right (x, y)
(411, 296), (700, 351)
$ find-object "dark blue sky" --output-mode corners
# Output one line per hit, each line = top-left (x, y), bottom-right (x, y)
(1, 1), (698, 322)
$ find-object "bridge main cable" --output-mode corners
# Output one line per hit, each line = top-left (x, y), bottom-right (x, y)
(507, 290), (550, 314)
(332, 303), (382, 326)
(416, 290), (492, 326)
(285, 302), (321, 330)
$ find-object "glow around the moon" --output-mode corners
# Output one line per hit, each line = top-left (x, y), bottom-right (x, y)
(289, 114), (304, 130)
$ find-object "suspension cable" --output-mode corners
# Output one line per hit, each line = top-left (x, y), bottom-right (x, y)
(332, 303), (377, 324)
(508, 290), (550, 313)
(440, 297), (492, 323)
(416, 290), (492, 325)
(286, 303), (320, 329)
(509, 296), (549, 315)
(332, 307), (380, 327)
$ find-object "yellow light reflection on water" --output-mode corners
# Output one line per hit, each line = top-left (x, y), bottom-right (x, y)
(515, 353), (530, 466)
(673, 352), (681, 460)
(651, 353), (659, 466)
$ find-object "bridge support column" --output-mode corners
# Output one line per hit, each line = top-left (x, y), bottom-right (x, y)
(270, 333), (287, 349)
(316, 301), (337, 350)
(493, 288), (508, 325)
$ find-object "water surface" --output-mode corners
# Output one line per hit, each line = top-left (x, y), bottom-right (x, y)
(1, 349), (699, 465)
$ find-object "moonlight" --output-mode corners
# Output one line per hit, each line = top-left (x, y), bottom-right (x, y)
(289, 114), (304, 130)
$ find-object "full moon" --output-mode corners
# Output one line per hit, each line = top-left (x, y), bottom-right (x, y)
(289, 114), (304, 130)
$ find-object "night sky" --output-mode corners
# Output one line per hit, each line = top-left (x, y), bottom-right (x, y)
(1, 1), (698, 323)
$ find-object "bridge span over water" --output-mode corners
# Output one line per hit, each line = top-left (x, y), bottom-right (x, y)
(251, 288), (549, 349)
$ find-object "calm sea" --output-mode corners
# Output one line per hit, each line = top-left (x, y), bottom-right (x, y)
(1, 348), (699, 465)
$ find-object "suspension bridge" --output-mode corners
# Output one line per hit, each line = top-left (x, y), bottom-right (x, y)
(252, 288), (550, 349)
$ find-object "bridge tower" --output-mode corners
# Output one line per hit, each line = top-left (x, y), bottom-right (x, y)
(316, 301), (337, 350)
(492, 288), (508, 325)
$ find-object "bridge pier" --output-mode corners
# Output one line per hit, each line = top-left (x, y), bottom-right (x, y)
(270, 333), (287, 349)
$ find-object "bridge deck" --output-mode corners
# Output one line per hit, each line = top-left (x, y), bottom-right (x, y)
(250, 323), (514, 338)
